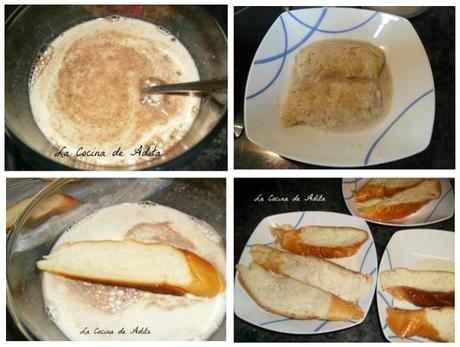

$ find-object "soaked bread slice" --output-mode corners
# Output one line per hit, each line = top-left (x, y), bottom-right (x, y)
(237, 263), (363, 321)
(386, 307), (454, 342)
(380, 268), (454, 307)
(6, 193), (80, 231)
(251, 245), (372, 302)
(294, 40), (385, 82)
(281, 40), (385, 130)
(281, 78), (382, 129)
(271, 224), (368, 258)
(355, 179), (441, 221)
(37, 240), (225, 297)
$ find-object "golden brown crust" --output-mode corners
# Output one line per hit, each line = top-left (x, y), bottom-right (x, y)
(272, 228), (367, 258)
(180, 249), (225, 297)
(328, 296), (363, 320)
(360, 201), (430, 221)
(387, 287), (454, 307)
(386, 307), (444, 342)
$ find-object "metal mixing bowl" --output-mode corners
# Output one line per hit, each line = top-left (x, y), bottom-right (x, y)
(5, 5), (227, 170)
(6, 178), (226, 340)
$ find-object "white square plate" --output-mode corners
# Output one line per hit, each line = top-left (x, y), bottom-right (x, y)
(234, 211), (377, 334)
(342, 178), (454, 227)
(244, 7), (435, 167)
(376, 229), (454, 342)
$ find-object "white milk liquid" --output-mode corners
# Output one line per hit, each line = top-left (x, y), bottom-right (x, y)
(29, 17), (201, 166)
(41, 203), (225, 340)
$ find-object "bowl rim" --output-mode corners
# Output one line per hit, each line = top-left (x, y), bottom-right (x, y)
(6, 178), (71, 340)
(5, 5), (228, 171)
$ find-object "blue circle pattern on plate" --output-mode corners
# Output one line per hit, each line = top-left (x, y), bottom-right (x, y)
(245, 7), (435, 166)
(424, 186), (453, 222)
(343, 178), (363, 200)
(253, 211), (377, 333)
(378, 249), (425, 342)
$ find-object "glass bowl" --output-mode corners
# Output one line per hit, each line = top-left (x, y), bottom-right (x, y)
(6, 178), (226, 340)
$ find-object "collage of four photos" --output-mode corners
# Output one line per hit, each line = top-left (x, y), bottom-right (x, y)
(4, 3), (456, 343)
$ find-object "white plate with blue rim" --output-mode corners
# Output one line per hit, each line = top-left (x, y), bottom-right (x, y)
(376, 229), (454, 342)
(244, 7), (435, 167)
(342, 178), (454, 227)
(234, 211), (377, 334)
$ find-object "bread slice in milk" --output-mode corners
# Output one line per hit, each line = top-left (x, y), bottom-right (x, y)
(37, 240), (225, 297)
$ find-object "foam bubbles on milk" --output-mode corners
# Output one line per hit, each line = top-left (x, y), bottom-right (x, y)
(41, 203), (225, 340)
(29, 44), (54, 87)
(29, 17), (201, 167)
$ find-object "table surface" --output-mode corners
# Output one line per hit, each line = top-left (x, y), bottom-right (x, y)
(234, 178), (454, 342)
(234, 6), (455, 169)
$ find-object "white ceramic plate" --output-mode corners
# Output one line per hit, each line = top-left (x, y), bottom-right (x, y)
(244, 7), (435, 167)
(234, 211), (377, 334)
(342, 178), (454, 226)
(376, 229), (454, 342)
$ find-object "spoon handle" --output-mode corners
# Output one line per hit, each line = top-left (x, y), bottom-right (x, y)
(144, 77), (227, 94)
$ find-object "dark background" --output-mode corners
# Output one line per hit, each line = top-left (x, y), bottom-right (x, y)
(234, 178), (454, 342)
(234, 7), (455, 169)
(5, 5), (227, 171)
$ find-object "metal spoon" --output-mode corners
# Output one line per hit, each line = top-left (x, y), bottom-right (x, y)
(143, 77), (227, 94)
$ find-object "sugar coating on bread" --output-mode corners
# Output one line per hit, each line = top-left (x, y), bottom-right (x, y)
(237, 263), (363, 321)
(251, 245), (372, 302)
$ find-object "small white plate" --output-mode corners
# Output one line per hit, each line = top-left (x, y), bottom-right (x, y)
(234, 211), (377, 334)
(244, 7), (435, 167)
(376, 229), (454, 342)
(342, 178), (454, 226)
